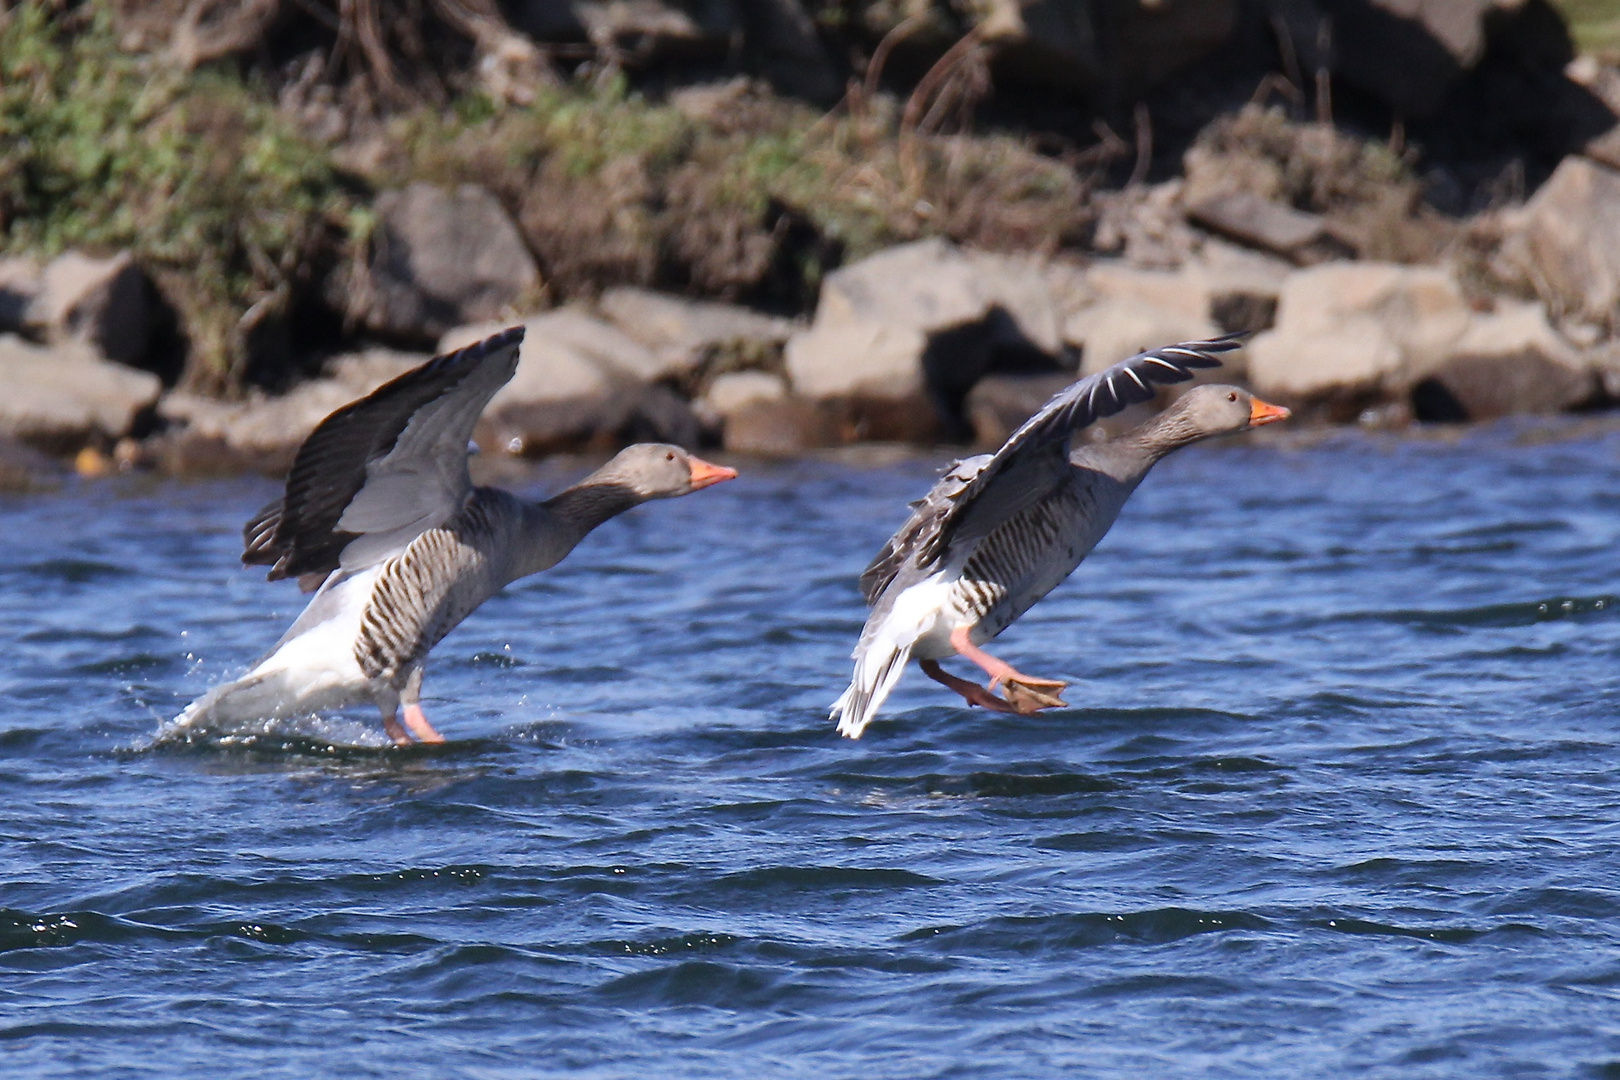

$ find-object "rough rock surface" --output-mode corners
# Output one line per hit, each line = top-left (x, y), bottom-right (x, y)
(702, 370), (788, 417)
(1499, 156), (1620, 328)
(366, 183), (540, 340)
(1247, 262), (1473, 406)
(1186, 192), (1328, 261)
(598, 287), (794, 374)
(0, 257), (41, 334)
(721, 395), (840, 454)
(1410, 301), (1593, 420)
(1065, 298), (1218, 375)
(27, 252), (151, 367)
(442, 309), (700, 454)
(0, 334), (163, 451)
(965, 372), (1075, 447)
(156, 348), (427, 471)
(784, 239), (1066, 439)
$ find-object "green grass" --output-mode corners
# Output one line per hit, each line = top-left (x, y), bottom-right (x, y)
(1554, 0), (1620, 57)
(0, 4), (362, 387)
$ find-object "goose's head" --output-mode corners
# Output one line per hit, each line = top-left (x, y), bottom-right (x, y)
(594, 443), (738, 499)
(1168, 384), (1291, 438)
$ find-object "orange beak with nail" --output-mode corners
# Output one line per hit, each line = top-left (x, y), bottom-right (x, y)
(687, 455), (738, 490)
(1248, 397), (1291, 427)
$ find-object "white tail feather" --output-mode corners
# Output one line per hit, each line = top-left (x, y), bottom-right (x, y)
(831, 638), (913, 739)
(831, 575), (950, 739)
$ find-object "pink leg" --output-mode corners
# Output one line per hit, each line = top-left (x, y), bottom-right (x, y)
(919, 659), (1018, 713)
(401, 703), (445, 744)
(947, 626), (1069, 714)
(378, 702), (412, 747)
(399, 667), (444, 744)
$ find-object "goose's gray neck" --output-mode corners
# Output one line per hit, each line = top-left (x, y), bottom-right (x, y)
(542, 480), (646, 538)
(506, 480), (647, 580)
(1072, 406), (1207, 483)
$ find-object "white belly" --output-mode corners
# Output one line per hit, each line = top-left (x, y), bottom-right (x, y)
(170, 568), (384, 729)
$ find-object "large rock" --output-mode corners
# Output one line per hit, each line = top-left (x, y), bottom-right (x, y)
(155, 348), (428, 472)
(721, 395), (841, 454)
(784, 239), (1066, 437)
(969, 0), (1236, 102)
(965, 372), (1075, 447)
(1186, 191), (1329, 262)
(702, 370), (788, 417)
(1247, 262), (1472, 404)
(1499, 156), (1620, 328)
(1285, 0), (1568, 120)
(441, 309), (700, 454)
(1409, 301), (1593, 420)
(1064, 298), (1219, 375)
(1082, 244), (1287, 336)
(0, 334), (162, 451)
(366, 183), (540, 340)
(0, 257), (40, 334)
(26, 251), (151, 367)
(597, 287), (794, 375)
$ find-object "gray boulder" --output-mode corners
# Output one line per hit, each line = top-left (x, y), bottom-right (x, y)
(598, 287), (794, 375)
(0, 334), (162, 451)
(366, 183), (540, 340)
(27, 251), (151, 367)
(721, 395), (841, 454)
(785, 239), (1066, 437)
(1248, 262), (1473, 406)
(1409, 301), (1593, 421)
(441, 309), (701, 454)
(156, 348), (428, 473)
(0, 257), (40, 334)
(1497, 156), (1620, 329)
(965, 372), (1075, 447)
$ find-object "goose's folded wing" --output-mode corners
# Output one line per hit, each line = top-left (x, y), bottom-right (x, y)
(242, 326), (525, 581)
(859, 454), (994, 604)
(857, 335), (1242, 601)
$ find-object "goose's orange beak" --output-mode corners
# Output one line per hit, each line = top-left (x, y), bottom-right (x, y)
(687, 455), (738, 490)
(1249, 397), (1291, 427)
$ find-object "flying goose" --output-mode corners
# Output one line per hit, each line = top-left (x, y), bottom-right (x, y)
(172, 327), (737, 745)
(832, 336), (1289, 739)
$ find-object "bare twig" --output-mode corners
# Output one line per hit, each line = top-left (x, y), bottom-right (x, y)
(1314, 15), (1333, 127)
(1128, 102), (1152, 187)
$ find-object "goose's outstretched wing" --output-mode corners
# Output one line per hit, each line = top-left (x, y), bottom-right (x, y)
(243, 326), (525, 582)
(858, 335), (1241, 602)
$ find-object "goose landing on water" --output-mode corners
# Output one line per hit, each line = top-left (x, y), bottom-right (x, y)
(831, 336), (1290, 740)
(171, 327), (736, 746)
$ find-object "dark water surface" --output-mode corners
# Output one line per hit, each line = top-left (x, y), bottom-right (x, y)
(5, 422), (1620, 1078)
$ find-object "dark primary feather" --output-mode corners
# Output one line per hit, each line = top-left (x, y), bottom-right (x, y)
(858, 335), (1241, 603)
(242, 326), (525, 581)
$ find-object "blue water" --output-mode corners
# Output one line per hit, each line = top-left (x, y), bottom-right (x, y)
(4, 421), (1620, 1078)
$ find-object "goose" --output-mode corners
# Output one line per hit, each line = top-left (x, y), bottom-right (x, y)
(171, 326), (737, 745)
(831, 335), (1289, 739)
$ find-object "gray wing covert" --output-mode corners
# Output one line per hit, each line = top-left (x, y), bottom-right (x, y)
(243, 326), (525, 581)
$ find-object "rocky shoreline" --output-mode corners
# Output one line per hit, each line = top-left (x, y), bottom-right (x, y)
(8, 156), (1620, 484)
(6, 1), (1620, 483)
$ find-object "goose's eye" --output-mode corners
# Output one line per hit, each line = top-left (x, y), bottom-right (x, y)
(665, 452), (675, 461)
(1227, 392), (1238, 402)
